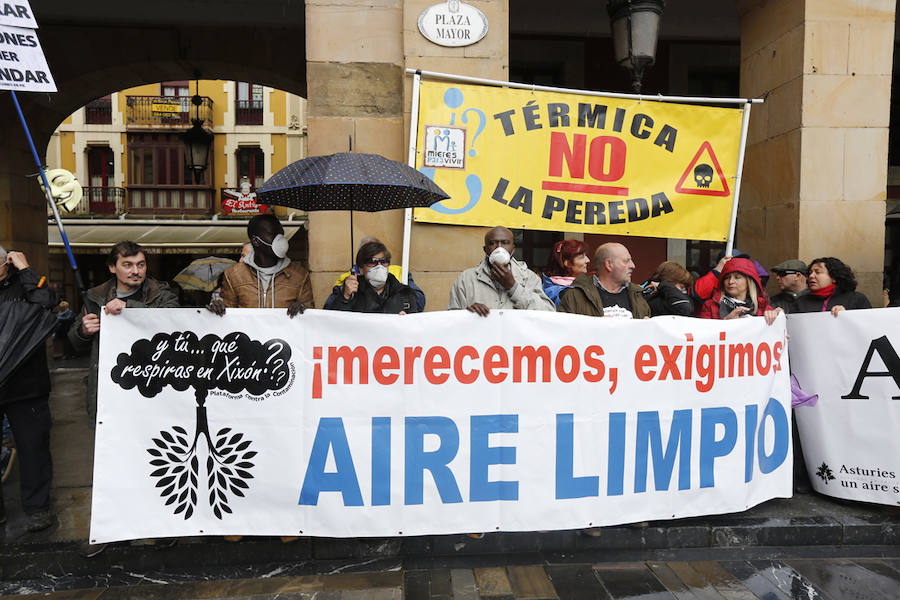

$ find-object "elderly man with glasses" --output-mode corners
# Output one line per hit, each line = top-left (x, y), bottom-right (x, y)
(769, 259), (808, 314)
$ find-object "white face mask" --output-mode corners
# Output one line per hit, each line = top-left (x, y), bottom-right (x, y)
(366, 264), (389, 288)
(489, 246), (511, 266)
(255, 233), (289, 259)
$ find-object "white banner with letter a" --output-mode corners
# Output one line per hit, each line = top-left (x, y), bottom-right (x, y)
(91, 309), (791, 543)
(788, 308), (900, 505)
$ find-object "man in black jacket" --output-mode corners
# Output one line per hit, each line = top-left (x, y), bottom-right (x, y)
(0, 246), (59, 532)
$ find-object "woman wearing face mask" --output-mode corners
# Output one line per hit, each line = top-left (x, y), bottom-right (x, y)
(325, 241), (419, 314)
(795, 257), (871, 316)
(541, 239), (589, 307)
(698, 257), (782, 324)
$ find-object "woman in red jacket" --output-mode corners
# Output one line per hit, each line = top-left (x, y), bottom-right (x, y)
(698, 257), (781, 324)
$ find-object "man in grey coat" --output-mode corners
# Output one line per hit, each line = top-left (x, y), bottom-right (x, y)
(448, 226), (554, 316)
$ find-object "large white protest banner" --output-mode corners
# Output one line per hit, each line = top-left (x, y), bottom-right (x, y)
(91, 309), (791, 543)
(0, 23), (56, 92)
(788, 308), (900, 506)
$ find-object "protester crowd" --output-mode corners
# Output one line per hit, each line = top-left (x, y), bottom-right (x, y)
(0, 215), (878, 536)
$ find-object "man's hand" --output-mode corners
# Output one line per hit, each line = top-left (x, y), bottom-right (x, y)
(466, 302), (490, 317)
(81, 313), (100, 336)
(489, 261), (515, 290)
(287, 302), (306, 318)
(343, 274), (359, 299)
(104, 298), (126, 315)
(206, 299), (226, 316)
(6, 251), (29, 270)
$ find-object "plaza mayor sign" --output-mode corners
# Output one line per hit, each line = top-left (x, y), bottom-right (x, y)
(418, 1), (488, 48)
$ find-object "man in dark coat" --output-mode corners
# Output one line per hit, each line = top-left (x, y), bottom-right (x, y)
(769, 259), (808, 314)
(0, 246), (59, 532)
(68, 241), (179, 422)
(557, 243), (650, 319)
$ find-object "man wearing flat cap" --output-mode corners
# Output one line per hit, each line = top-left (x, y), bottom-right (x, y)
(770, 259), (808, 314)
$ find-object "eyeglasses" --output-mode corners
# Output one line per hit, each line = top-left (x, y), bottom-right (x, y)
(365, 257), (390, 267)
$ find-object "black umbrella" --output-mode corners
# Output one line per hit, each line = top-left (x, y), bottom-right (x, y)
(256, 152), (449, 264)
(0, 301), (58, 397)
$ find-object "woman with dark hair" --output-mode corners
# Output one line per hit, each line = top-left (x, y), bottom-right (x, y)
(698, 257), (782, 324)
(325, 241), (419, 314)
(541, 239), (589, 306)
(643, 261), (695, 316)
(795, 257), (871, 315)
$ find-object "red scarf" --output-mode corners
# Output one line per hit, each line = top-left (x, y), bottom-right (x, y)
(810, 284), (835, 298)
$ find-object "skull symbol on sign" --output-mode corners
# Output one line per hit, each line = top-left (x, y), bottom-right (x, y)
(693, 164), (713, 188)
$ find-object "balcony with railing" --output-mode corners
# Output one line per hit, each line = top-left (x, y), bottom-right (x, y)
(84, 98), (112, 125)
(50, 186), (127, 217)
(127, 186), (214, 216)
(235, 99), (264, 125)
(125, 96), (213, 129)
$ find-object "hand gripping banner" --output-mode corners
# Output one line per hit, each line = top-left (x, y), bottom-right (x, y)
(92, 309), (791, 542)
(412, 81), (744, 241)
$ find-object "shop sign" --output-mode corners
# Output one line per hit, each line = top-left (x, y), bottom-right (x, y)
(418, 1), (488, 48)
(221, 187), (268, 216)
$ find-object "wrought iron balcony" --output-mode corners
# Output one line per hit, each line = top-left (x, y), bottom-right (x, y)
(125, 95), (213, 129)
(85, 98), (112, 124)
(49, 186), (126, 217)
(235, 99), (263, 125)
(127, 185), (214, 216)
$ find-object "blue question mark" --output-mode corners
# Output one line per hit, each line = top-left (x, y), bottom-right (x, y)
(462, 108), (486, 157)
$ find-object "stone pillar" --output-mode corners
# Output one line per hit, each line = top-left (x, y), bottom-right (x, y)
(738, 0), (895, 303)
(304, 0), (406, 305)
(404, 0), (509, 308)
(0, 113), (52, 277)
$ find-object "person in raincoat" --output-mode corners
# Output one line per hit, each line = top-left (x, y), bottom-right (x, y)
(0, 246), (59, 532)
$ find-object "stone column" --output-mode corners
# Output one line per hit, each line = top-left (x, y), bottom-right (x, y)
(738, 0), (895, 302)
(404, 0), (509, 308)
(0, 114), (52, 277)
(305, 0), (406, 305)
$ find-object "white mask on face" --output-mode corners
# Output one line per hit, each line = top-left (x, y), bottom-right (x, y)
(489, 246), (511, 266)
(366, 264), (389, 288)
(256, 233), (289, 259)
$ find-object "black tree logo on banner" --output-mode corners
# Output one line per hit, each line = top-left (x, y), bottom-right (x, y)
(816, 462), (836, 484)
(111, 331), (292, 519)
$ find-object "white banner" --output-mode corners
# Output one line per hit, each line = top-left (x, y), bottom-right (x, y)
(0, 24), (56, 92)
(787, 308), (900, 505)
(0, 1), (36, 28)
(91, 309), (791, 543)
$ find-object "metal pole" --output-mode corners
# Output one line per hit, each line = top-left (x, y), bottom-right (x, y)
(405, 68), (766, 106)
(401, 71), (423, 286)
(725, 103), (753, 257)
(9, 91), (87, 300)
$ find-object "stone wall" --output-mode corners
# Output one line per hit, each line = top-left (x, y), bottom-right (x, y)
(738, 0), (895, 303)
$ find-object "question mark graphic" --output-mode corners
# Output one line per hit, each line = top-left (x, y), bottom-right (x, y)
(265, 341), (283, 364)
(462, 108), (485, 157)
(265, 341), (288, 386)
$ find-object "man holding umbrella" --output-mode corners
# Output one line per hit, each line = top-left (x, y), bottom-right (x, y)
(208, 214), (313, 316)
(0, 246), (58, 532)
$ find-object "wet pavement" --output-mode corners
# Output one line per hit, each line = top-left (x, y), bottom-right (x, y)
(5, 558), (900, 598)
(1, 358), (898, 597)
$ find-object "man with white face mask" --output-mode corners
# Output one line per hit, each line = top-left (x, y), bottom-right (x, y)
(448, 226), (554, 316)
(209, 214), (313, 316)
(325, 241), (418, 314)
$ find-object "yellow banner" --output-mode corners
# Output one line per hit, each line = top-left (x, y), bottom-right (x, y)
(413, 81), (745, 241)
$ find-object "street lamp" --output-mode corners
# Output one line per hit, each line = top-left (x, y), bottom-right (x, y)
(607, 0), (665, 93)
(182, 81), (213, 184)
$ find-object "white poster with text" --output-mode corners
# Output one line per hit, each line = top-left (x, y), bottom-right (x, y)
(91, 309), (791, 543)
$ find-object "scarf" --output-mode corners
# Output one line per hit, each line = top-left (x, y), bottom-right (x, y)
(809, 284), (835, 298)
(549, 275), (575, 287)
(720, 294), (754, 319)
